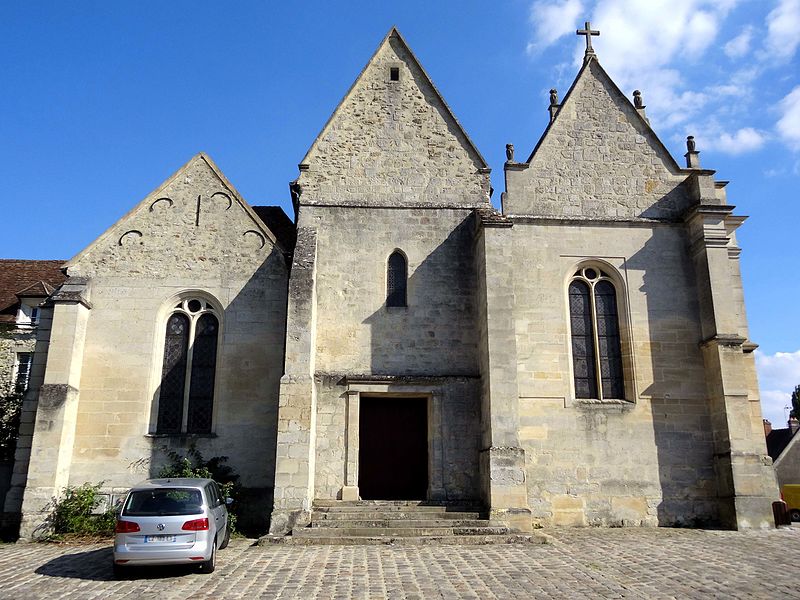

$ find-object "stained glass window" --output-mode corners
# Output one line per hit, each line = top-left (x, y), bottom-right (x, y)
(187, 313), (218, 433)
(569, 281), (597, 399)
(387, 251), (407, 307)
(569, 268), (625, 400)
(156, 299), (219, 433)
(157, 313), (190, 433)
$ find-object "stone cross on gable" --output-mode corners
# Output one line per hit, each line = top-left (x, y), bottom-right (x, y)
(576, 21), (600, 58)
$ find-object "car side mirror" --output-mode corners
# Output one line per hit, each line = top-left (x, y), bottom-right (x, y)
(225, 497), (233, 506)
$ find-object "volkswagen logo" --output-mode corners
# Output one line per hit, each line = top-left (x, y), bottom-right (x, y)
(156, 523), (166, 531)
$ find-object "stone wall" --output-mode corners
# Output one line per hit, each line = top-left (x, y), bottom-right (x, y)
(311, 206), (480, 376)
(17, 155), (289, 536)
(303, 204), (483, 501)
(298, 31), (489, 208)
(505, 59), (691, 220)
(510, 220), (718, 526)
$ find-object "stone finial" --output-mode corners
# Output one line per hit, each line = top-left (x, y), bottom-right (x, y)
(548, 89), (560, 123)
(576, 21), (600, 60)
(684, 135), (701, 168)
(633, 90), (648, 123)
(505, 143), (514, 162)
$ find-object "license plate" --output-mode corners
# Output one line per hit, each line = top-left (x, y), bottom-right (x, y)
(144, 535), (175, 543)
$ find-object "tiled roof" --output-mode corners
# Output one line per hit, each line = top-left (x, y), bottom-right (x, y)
(0, 260), (67, 324)
(766, 427), (798, 461)
(474, 206), (512, 227)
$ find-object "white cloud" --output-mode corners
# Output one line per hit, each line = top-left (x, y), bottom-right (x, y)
(524, 0), (793, 160)
(776, 85), (800, 150)
(527, 0), (585, 54)
(724, 25), (753, 58)
(580, 0), (740, 129)
(765, 0), (800, 61)
(702, 126), (767, 154)
(757, 349), (800, 426)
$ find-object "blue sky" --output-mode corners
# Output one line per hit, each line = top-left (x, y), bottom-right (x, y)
(1, 1), (798, 424)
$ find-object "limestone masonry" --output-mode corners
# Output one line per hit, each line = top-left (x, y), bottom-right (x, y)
(2, 26), (779, 538)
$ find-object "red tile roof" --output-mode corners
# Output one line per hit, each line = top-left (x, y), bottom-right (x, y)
(0, 260), (67, 324)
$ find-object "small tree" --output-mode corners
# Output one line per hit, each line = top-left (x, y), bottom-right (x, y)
(791, 384), (800, 420)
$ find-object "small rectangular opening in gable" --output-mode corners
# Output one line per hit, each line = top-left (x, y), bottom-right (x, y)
(390, 67), (400, 82)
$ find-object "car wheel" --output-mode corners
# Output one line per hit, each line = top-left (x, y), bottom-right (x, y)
(219, 524), (231, 550)
(112, 563), (128, 579)
(199, 537), (216, 574)
(790, 509), (800, 523)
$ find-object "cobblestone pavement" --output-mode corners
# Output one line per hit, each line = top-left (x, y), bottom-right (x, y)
(0, 527), (798, 599)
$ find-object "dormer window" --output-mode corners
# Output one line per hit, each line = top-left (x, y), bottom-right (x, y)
(16, 301), (40, 327)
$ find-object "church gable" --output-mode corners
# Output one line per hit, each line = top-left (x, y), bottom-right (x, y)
(505, 58), (691, 220)
(298, 28), (490, 207)
(66, 154), (284, 278)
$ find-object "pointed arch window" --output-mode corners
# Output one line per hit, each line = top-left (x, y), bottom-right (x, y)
(386, 251), (407, 307)
(568, 267), (625, 400)
(157, 298), (219, 434)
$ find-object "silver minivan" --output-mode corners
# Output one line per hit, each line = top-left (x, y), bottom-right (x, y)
(112, 478), (230, 576)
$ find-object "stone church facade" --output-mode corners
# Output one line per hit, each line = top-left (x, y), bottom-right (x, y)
(6, 27), (778, 538)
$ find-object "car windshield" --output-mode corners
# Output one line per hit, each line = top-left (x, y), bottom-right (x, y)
(123, 488), (204, 516)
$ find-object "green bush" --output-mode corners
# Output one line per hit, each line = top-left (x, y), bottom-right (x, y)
(48, 483), (116, 539)
(158, 445), (241, 534)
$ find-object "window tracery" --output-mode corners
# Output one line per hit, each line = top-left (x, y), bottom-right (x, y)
(568, 266), (625, 400)
(156, 297), (219, 433)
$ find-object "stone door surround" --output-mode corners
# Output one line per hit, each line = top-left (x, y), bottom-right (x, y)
(342, 378), (447, 502)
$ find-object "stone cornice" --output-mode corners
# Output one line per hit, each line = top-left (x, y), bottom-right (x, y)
(700, 333), (747, 349)
(340, 374), (481, 385)
(508, 215), (678, 226)
(298, 200), (488, 211)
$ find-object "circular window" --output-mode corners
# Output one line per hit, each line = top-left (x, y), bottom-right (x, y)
(583, 268), (598, 280)
(187, 299), (203, 313)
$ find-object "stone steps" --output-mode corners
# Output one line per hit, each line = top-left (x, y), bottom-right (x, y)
(295, 526), (511, 537)
(313, 504), (481, 514)
(311, 519), (491, 528)
(259, 500), (550, 545)
(312, 500), (482, 508)
(312, 511), (484, 521)
(259, 533), (548, 546)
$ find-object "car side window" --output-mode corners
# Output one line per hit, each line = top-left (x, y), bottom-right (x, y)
(213, 482), (224, 507)
(204, 484), (217, 507)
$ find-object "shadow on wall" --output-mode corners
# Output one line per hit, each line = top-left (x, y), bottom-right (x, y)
(362, 214), (478, 377)
(143, 246), (288, 536)
(625, 228), (718, 527)
(361, 213), (482, 500)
